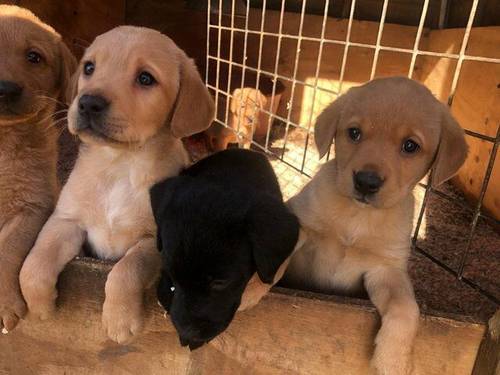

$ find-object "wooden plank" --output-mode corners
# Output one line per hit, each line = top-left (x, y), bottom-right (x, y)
(17, 0), (126, 58)
(0, 259), (485, 375)
(472, 310), (500, 375)
(473, 310), (500, 375)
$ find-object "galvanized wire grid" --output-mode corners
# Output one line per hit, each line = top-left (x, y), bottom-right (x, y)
(206, 0), (499, 306)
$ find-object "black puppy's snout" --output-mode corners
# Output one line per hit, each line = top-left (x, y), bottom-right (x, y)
(0, 80), (23, 102)
(353, 170), (384, 195)
(78, 94), (109, 116)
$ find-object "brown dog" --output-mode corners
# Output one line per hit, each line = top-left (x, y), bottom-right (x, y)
(204, 88), (270, 152)
(0, 5), (76, 333)
(283, 77), (468, 374)
(19, 26), (214, 343)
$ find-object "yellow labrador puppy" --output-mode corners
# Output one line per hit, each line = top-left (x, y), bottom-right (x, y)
(0, 5), (76, 333)
(20, 26), (214, 344)
(283, 77), (467, 374)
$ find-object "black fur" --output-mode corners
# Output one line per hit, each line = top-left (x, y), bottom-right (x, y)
(150, 149), (299, 350)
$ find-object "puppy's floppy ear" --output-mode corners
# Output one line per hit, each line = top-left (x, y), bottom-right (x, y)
(150, 176), (191, 252)
(170, 54), (215, 138)
(150, 176), (190, 226)
(247, 196), (299, 284)
(431, 105), (468, 187)
(314, 90), (352, 159)
(57, 41), (78, 104)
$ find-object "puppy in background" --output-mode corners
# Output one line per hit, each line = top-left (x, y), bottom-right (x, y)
(283, 77), (468, 374)
(0, 5), (76, 333)
(204, 88), (268, 152)
(19, 26), (214, 344)
(151, 149), (299, 350)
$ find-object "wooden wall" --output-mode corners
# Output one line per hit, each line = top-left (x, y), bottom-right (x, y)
(247, 0), (500, 28)
(420, 27), (500, 220)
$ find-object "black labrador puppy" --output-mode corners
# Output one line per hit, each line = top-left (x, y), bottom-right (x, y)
(150, 148), (299, 350)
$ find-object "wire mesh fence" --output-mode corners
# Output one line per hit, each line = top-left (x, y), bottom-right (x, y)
(205, 0), (499, 309)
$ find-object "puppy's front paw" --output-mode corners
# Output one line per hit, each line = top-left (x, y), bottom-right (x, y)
(371, 321), (416, 375)
(102, 298), (144, 344)
(19, 268), (57, 321)
(371, 347), (413, 375)
(23, 291), (56, 321)
(0, 289), (27, 332)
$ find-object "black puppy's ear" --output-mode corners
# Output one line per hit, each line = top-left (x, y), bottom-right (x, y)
(150, 176), (191, 252)
(247, 196), (300, 284)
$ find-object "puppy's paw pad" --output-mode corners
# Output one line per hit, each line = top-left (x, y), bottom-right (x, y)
(104, 319), (142, 344)
(102, 304), (143, 345)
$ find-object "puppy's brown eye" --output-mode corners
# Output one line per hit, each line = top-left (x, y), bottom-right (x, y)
(83, 61), (95, 76)
(26, 50), (42, 64)
(137, 71), (156, 86)
(347, 127), (362, 142)
(402, 139), (420, 154)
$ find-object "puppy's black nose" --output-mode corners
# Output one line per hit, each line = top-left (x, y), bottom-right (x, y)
(78, 94), (109, 116)
(353, 171), (384, 195)
(0, 81), (23, 102)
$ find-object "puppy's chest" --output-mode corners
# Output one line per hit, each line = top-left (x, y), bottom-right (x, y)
(100, 178), (152, 226)
(307, 215), (399, 289)
(83, 176), (154, 260)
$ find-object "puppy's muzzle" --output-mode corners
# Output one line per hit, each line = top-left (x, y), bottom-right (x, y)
(77, 94), (109, 131)
(353, 170), (384, 198)
(0, 80), (23, 105)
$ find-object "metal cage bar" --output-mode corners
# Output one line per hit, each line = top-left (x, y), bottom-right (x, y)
(279, 0), (308, 159)
(369, 0), (389, 80)
(408, 0), (430, 78)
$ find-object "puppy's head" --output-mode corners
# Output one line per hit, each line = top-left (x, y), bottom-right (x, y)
(0, 5), (76, 124)
(151, 176), (298, 349)
(67, 26), (214, 146)
(315, 77), (468, 208)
